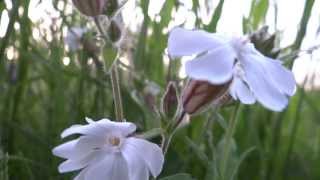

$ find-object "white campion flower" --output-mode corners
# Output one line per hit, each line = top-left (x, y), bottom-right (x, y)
(52, 118), (164, 180)
(168, 27), (296, 111)
(65, 27), (87, 51)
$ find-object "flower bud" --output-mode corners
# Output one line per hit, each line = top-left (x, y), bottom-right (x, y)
(108, 20), (122, 43)
(250, 26), (280, 58)
(182, 80), (230, 115)
(161, 82), (179, 119)
(72, 0), (107, 17)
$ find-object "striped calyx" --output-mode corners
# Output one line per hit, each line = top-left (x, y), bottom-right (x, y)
(182, 80), (230, 115)
(72, 0), (107, 17)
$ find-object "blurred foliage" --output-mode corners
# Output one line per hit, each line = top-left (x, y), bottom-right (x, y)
(0, 0), (319, 180)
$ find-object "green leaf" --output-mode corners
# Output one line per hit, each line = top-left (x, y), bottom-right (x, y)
(160, 173), (195, 180)
(205, 0), (224, 32)
(230, 147), (256, 179)
(159, 1), (175, 27)
(184, 137), (208, 164)
(0, 2), (5, 12)
(292, 0), (315, 50)
(248, 0), (269, 30)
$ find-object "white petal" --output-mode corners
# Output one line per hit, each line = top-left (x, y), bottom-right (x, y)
(230, 78), (256, 104)
(52, 139), (79, 159)
(73, 136), (105, 158)
(241, 54), (289, 111)
(74, 168), (87, 180)
(61, 118), (136, 138)
(95, 119), (136, 136)
(121, 146), (149, 180)
(185, 45), (236, 84)
(168, 27), (228, 57)
(85, 153), (129, 180)
(261, 57), (296, 96)
(61, 123), (106, 138)
(123, 137), (164, 177)
(57, 150), (106, 173)
(53, 136), (104, 161)
(58, 152), (95, 173)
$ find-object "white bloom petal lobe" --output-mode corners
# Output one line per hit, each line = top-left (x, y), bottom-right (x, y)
(230, 78), (256, 104)
(168, 27), (296, 111)
(53, 118), (164, 180)
(168, 27), (227, 57)
(241, 54), (289, 111)
(123, 137), (164, 177)
(185, 46), (236, 84)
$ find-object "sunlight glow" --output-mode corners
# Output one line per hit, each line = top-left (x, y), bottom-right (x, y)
(0, 10), (9, 38)
(62, 57), (71, 66)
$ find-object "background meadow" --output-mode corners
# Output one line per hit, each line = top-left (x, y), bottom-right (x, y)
(0, 0), (320, 179)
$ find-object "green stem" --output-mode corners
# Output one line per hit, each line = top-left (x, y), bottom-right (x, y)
(161, 133), (173, 156)
(221, 103), (241, 180)
(162, 111), (186, 155)
(110, 64), (124, 121)
(93, 17), (124, 121)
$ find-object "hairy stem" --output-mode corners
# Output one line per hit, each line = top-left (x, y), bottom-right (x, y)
(110, 63), (124, 121)
(221, 103), (241, 180)
(94, 17), (124, 121)
(162, 111), (186, 155)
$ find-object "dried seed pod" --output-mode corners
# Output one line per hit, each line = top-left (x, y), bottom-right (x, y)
(182, 80), (231, 115)
(72, 0), (107, 17)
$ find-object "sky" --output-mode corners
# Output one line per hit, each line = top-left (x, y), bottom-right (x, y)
(0, 0), (320, 88)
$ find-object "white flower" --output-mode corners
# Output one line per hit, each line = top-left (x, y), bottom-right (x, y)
(168, 27), (296, 111)
(65, 27), (87, 51)
(52, 118), (164, 180)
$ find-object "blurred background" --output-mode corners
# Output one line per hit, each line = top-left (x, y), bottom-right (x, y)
(0, 0), (319, 179)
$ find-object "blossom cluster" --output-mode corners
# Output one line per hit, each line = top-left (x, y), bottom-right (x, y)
(53, 1), (297, 180)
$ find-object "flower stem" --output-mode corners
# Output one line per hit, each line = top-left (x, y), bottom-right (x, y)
(110, 64), (124, 121)
(161, 133), (173, 156)
(221, 103), (241, 180)
(162, 111), (186, 155)
(93, 17), (124, 121)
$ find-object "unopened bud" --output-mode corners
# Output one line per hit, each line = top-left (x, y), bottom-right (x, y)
(72, 0), (107, 17)
(161, 82), (179, 119)
(108, 20), (122, 43)
(250, 26), (279, 58)
(182, 80), (230, 115)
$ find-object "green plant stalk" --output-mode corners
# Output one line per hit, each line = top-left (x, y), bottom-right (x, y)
(110, 64), (124, 121)
(162, 111), (186, 155)
(283, 87), (305, 178)
(93, 17), (124, 121)
(221, 103), (241, 180)
(289, 0), (315, 68)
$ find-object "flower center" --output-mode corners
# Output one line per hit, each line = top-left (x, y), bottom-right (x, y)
(108, 136), (121, 146)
